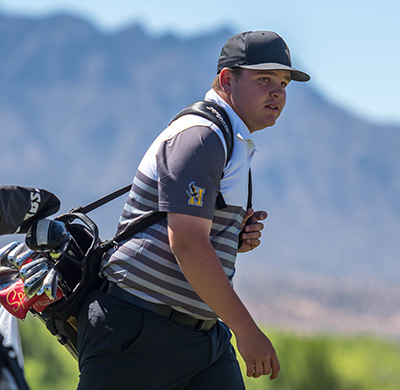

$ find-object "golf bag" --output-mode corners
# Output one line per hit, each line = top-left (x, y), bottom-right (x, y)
(33, 211), (108, 360)
(0, 211), (111, 361)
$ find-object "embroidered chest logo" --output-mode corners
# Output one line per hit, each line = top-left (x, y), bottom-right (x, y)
(186, 182), (205, 207)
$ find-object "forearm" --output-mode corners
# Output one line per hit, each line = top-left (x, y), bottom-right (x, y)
(170, 235), (258, 335)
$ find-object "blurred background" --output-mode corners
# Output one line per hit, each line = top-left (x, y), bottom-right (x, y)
(0, 1), (399, 389)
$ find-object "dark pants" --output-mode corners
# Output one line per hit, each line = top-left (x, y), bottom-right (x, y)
(77, 289), (245, 390)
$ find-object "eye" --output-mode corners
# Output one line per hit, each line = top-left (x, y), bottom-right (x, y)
(259, 77), (270, 83)
(281, 81), (288, 89)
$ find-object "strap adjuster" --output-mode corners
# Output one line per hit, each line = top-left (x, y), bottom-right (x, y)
(196, 319), (217, 332)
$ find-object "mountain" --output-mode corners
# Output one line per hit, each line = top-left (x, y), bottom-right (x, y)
(0, 13), (399, 335)
(0, 13), (232, 201)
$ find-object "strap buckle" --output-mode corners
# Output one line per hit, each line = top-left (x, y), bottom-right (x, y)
(196, 319), (217, 332)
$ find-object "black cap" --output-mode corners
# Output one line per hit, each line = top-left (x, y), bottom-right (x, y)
(217, 31), (310, 82)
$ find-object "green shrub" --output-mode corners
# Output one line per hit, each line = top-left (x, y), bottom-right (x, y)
(19, 314), (79, 390)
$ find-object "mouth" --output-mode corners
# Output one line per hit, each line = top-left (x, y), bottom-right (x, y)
(265, 104), (280, 113)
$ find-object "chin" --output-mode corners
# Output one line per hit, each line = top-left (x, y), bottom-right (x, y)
(263, 118), (277, 128)
(249, 117), (278, 132)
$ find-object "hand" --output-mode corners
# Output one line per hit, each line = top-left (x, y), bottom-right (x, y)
(235, 326), (280, 380)
(238, 208), (268, 253)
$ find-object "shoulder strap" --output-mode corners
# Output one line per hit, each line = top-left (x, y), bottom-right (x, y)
(70, 185), (131, 215)
(171, 100), (234, 166)
(172, 100), (236, 210)
(111, 212), (167, 245)
(171, 100), (253, 211)
(247, 169), (253, 210)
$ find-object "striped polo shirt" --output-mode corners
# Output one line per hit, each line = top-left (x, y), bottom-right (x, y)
(101, 89), (256, 320)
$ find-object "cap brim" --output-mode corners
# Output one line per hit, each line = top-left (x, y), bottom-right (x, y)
(238, 63), (310, 82)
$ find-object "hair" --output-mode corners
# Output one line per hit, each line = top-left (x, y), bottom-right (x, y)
(212, 67), (243, 92)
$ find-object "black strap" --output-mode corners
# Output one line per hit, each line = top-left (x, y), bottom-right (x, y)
(247, 169), (253, 210)
(171, 100), (234, 165)
(237, 169), (253, 249)
(70, 184), (131, 215)
(67, 188), (164, 247)
(104, 281), (217, 331)
(113, 212), (167, 244)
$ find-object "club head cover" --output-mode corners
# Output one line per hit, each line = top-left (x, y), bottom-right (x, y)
(25, 219), (69, 252)
(32, 286), (64, 312)
(0, 279), (40, 319)
(0, 277), (63, 318)
(0, 186), (60, 235)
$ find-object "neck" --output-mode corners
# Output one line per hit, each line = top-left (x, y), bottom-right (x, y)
(214, 89), (233, 109)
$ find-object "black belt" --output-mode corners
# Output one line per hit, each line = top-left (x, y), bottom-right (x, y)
(102, 281), (217, 332)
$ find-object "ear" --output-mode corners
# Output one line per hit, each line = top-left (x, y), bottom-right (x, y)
(219, 68), (233, 93)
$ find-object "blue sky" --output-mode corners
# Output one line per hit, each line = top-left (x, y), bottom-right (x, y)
(0, 0), (399, 125)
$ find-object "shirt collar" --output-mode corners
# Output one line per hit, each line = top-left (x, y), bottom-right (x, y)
(205, 89), (254, 142)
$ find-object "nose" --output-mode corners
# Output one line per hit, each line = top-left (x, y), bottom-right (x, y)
(270, 83), (285, 99)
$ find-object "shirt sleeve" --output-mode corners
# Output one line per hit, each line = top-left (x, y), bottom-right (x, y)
(156, 125), (225, 219)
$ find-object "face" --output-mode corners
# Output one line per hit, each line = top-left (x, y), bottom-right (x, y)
(220, 68), (291, 133)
